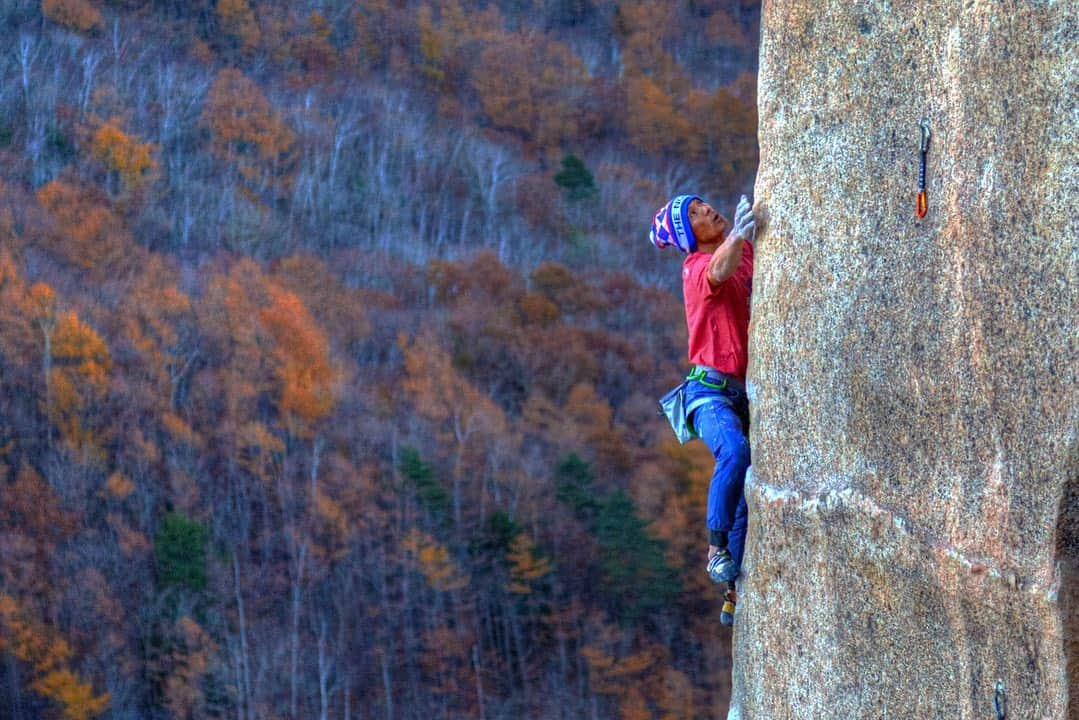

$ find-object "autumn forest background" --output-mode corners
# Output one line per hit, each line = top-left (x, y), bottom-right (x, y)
(0, 1), (761, 718)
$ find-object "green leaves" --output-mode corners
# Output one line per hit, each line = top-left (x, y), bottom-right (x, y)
(553, 154), (597, 202)
(154, 512), (208, 592)
(399, 446), (451, 526)
(556, 454), (681, 623)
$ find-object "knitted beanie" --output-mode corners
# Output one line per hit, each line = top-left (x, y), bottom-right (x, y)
(649, 194), (700, 254)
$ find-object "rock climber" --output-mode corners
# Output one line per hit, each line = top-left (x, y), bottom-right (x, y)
(650, 193), (755, 617)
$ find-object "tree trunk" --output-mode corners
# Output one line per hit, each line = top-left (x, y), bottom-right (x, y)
(317, 618), (330, 720)
(380, 651), (394, 720)
(232, 549), (251, 720)
(7, 652), (24, 720)
(289, 541), (307, 720)
(472, 644), (486, 720)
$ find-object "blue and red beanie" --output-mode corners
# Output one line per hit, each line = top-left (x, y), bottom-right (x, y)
(649, 194), (701, 254)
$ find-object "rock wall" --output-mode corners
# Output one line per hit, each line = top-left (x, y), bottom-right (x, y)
(740, 1), (1076, 718)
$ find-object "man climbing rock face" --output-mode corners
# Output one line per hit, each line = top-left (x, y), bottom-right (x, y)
(650, 193), (755, 614)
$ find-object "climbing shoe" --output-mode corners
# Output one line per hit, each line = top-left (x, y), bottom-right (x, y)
(706, 547), (738, 584)
(720, 587), (737, 626)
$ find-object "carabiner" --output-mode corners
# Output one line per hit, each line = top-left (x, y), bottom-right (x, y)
(916, 118), (931, 218)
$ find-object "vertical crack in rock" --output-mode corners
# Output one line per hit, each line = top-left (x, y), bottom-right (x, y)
(742, 1), (1077, 717)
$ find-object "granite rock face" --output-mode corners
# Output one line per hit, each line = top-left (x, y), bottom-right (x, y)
(739, 1), (1077, 718)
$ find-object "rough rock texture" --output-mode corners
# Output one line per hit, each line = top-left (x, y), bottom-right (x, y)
(738, 1), (1077, 718)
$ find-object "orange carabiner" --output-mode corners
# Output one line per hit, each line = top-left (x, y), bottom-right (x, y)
(916, 119), (930, 219)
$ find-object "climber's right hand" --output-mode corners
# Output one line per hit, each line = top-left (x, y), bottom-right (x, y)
(731, 195), (755, 242)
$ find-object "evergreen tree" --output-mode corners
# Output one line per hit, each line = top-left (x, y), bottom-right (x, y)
(399, 446), (451, 526)
(594, 490), (681, 622)
(554, 153), (598, 202)
(154, 512), (208, 592)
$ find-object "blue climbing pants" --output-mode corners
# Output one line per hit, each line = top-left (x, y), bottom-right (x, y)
(686, 376), (750, 572)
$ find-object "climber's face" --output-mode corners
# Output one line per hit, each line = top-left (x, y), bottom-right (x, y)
(687, 199), (730, 247)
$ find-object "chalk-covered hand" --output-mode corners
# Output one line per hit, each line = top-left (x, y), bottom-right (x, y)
(731, 194), (755, 242)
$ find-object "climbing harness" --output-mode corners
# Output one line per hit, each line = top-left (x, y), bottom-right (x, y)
(688, 366), (728, 390)
(993, 680), (1007, 720)
(916, 118), (931, 218)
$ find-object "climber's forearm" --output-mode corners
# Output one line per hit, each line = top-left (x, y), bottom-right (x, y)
(707, 234), (745, 287)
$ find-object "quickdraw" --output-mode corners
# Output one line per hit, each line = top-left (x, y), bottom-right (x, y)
(916, 118), (931, 218)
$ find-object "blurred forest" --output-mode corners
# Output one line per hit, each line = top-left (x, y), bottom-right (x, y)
(0, 1), (760, 718)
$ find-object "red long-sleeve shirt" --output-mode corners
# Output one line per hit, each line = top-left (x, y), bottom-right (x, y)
(682, 241), (753, 380)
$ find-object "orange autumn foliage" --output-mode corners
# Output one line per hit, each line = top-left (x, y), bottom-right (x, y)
(42, 0), (103, 34)
(623, 74), (693, 157)
(46, 311), (111, 457)
(259, 286), (338, 436)
(288, 11), (338, 81)
(35, 180), (137, 277)
(403, 528), (470, 592)
(504, 533), (552, 595)
(0, 594), (110, 719)
(201, 68), (296, 201)
(216, 0), (261, 53)
(90, 118), (158, 195)
(471, 33), (588, 149)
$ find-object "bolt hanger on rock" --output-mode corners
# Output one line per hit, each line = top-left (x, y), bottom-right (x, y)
(916, 118), (931, 218)
(994, 679), (1007, 719)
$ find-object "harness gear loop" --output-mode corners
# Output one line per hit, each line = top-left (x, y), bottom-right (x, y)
(916, 118), (931, 218)
(688, 367), (727, 390)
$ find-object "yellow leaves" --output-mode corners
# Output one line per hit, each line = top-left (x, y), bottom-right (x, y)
(201, 259), (340, 442)
(582, 641), (663, 694)
(162, 616), (216, 720)
(32, 669), (110, 720)
(42, 0), (103, 34)
(118, 259), (194, 410)
(0, 594), (109, 719)
(47, 311), (111, 457)
(471, 33), (589, 149)
(309, 487), (351, 562)
(2, 465), (74, 543)
(36, 180), (135, 276)
(289, 11), (339, 81)
(90, 119), (159, 195)
(517, 292), (560, 327)
(28, 282), (58, 325)
(565, 382), (613, 430)
(582, 631), (696, 718)
(504, 533), (552, 595)
(400, 329), (506, 441)
(417, 4), (445, 84)
(107, 513), (151, 557)
(217, 0), (262, 53)
(618, 688), (651, 720)
(104, 472), (134, 499)
(259, 287), (338, 435)
(624, 74), (693, 157)
(157, 284), (192, 316)
(403, 528), (470, 592)
(53, 312), (112, 388)
(239, 421), (285, 455)
(234, 421), (284, 484)
(201, 69), (296, 200)
(161, 413), (200, 448)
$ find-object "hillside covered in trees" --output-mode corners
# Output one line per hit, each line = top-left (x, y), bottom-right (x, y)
(0, 1), (761, 718)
